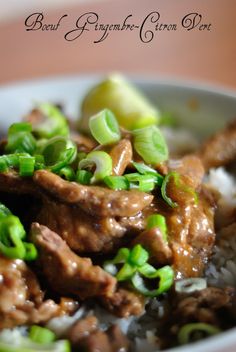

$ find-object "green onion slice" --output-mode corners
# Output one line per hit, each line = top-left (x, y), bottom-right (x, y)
(146, 214), (167, 242)
(0, 215), (27, 260)
(125, 173), (156, 192)
(129, 244), (149, 267)
(0, 328), (71, 352)
(89, 109), (121, 145)
(132, 162), (158, 175)
(178, 323), (220, 345)
(5, 122), (36, 155)
(76, 169), (93, 185)
(116, 263), (136, 281)
(0, 210), (37, 261)
(41, 136), (77, 173)
(0, 203), (12, 218)
(103, 175), (129, 190)
(79, 151), (112, 183)
(175, 278), (207, 294)
(58, 166), (75, 181)
(35, 103), (69, 138)
(19, 155), (35, 177)
(29, 325), (56, 344)
(132, 162), (164, 187)
(131, 265), (174, 297)
(161, 172), (178, 208)
(133, 125), (169, 165)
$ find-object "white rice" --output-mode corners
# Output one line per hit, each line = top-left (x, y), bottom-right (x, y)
(206, 167), (236, 287)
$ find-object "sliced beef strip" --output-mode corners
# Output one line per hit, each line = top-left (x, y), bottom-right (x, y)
(132, 227), (172, 265)
(109, 139), (133, 176)
(101, 288), (145, 318)
(0, 170), (40, 196)
(30, 223), (117, 299)
(36, 198), (143, 254)
(166, 182), (216, 278)
(160, 287), (236, 349)
(67, 315), (99, 345)
(198, 119), (236, 170)
(171, 287), (236, 328)
(168, 155), (205, 189)
(0, 255), (66, 329)
(70, 322), (130, 352)
(33, 170), (153, 217)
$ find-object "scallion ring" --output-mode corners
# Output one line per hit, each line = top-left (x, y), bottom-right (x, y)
(178, 323), (220, 345)
(41, 136), (77, 173)
(89, 109), (121, 145)
(161, 172), (178, 208)
(29, 325), (56, 344)
(19, 155), (35, 177)
(79, 151), (112, 183)
(36, 102), (69, 138)
(58, 166), (75, 181)
(5, 122), (36, 155)
(175, 278), (207, 294)
(131, 265), (174, 297)
(103, 175), (129, 190)
(133, 125), (168, 165)
(76, 169), (93, 185)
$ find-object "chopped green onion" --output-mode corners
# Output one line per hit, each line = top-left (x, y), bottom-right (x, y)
(79, 151), (112, 183)
(76, 169), (93, 185)
(59, 166), (75, 181)
(89, 109), (121, 145)
(0, 328), (71, 352)
(0, 215), (27, 259)
(175, 278), (207, 294)
(19, 155), (35, 177)
(0, 158), (8, 172)
(146, 214), (167, 242)
(0, 209), (37, 261)
(5, 122), (36, 155)
(35, 103), (69, 138)
(103, 175), (129, 190)
(23, 242), (38, 261)
(132, 162), (158, 175)
(161, 172), (178, 208)
(178, 323), (220, 345)
(0, 203), (12, 218)
(133, 125), (168, 165)
(116, 263), (136, 281)
(29, 325), (56, 344)
(125, 173), (156, 192)
(41, 136), (77, 173)
(34, 154), (45, 170)
(137, 262), (158, 278)
(129, 244), (149, 267)
(131, 265), (174, 297)
(132, 162), (164, 186)
(104, 245), (174, 297)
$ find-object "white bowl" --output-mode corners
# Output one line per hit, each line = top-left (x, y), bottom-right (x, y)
(0, 74), (236, 352)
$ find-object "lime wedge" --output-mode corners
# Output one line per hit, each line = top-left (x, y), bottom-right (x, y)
(79, 74), (160, 132)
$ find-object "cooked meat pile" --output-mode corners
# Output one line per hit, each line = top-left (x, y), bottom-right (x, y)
(0, 105), (236, 352)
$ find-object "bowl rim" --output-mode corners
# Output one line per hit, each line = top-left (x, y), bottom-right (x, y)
(0, 73), (236, 352)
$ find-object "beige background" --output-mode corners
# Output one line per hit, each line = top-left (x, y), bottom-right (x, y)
(0, 0), (235, 88)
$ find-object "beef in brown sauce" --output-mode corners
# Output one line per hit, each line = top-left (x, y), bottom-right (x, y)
(31, 223), (117, 299)
(34, 170), (153, 218)
(198, 119), (236, 170)
(76, 325), (130, 352)
(0, 255), (67, 329)
(101, 288), (145, 318)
